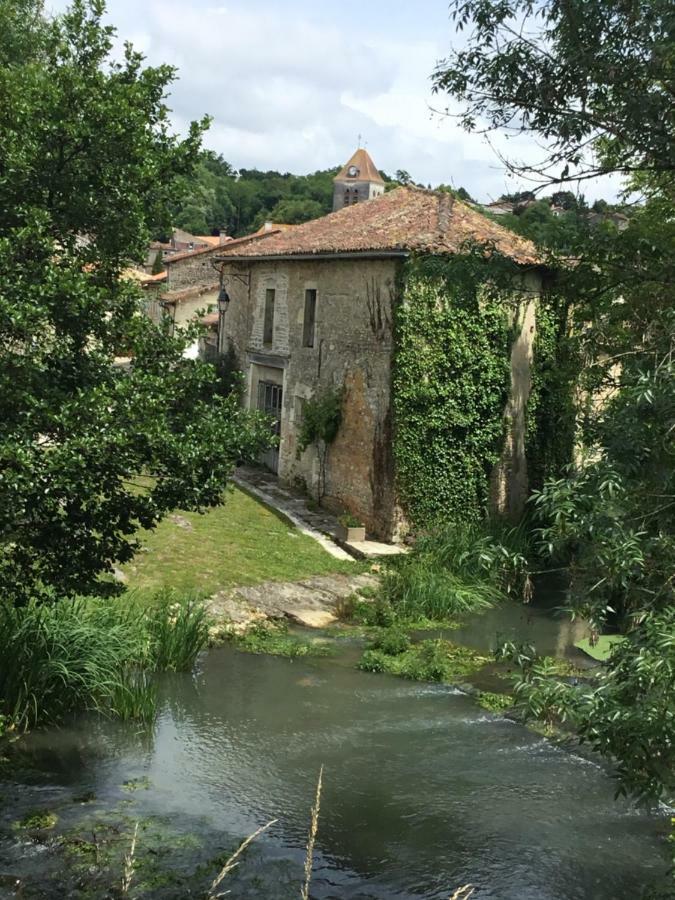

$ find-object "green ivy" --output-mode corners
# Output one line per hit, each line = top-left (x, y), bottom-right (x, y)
(297, 387), (343, 501)
(393, 254), (515, 528)
(525, 293), (577, 489)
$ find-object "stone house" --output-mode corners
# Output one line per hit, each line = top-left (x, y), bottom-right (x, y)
(212, 172), (544, 541)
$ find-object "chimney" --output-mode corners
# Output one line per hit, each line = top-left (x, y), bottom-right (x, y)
(219, 229), (228, 245)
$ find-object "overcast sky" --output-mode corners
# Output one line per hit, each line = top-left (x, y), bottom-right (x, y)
(46, 0), (617, 202)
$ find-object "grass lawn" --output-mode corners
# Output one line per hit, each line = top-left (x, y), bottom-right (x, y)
(123, 486), (359, 599)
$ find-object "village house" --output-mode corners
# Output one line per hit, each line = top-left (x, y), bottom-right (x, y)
(207, 149), (543, 541)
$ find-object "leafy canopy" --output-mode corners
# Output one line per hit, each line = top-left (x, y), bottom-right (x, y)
(0, 1), (268, 604)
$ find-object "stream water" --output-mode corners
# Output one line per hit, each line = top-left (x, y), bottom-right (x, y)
(0, 609), (670, 899)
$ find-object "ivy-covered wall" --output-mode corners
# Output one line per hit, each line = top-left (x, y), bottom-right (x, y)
(393, 254), (518, 528)
(525, 292), (578, 490)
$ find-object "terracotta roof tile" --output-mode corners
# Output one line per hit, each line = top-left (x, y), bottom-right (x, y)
(216, 187), (540, 265)
(164, 228), (283, 265)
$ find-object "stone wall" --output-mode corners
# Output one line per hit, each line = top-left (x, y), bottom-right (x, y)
(220, 257), (400, 539)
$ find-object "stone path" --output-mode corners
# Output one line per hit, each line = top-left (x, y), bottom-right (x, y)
(207, 572), (379, 632)
(234, 466), (407, 560)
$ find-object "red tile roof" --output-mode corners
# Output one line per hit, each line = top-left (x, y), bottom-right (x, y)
(164, 228), (284, 265)
(215, 187), (539, 265)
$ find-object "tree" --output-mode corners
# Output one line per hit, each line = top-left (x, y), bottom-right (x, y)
(433, 0), (674, 188)
(434, 0), (675, 801)
(0, 1), (268, 604)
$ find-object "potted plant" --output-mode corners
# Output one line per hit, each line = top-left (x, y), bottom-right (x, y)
(337, 513), (366, 543)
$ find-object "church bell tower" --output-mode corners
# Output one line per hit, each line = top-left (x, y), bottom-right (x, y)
(333, 148), (385, 212)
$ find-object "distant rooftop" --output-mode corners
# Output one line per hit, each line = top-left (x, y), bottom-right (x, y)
(216, 186), (539, 265)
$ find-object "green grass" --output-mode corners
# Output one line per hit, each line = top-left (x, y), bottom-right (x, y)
(123, 487), (358, 598)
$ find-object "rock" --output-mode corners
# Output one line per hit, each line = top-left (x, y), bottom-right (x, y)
(169, 514), (193, 530)
(285, 609), (337, 628)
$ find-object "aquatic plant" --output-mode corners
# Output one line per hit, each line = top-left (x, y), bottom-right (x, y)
(231, 623), (335, 659)
(371, 627), (411, 656)
(14, 810), (58, 831)
(0, 592), (209, 731)
(358, 638), (487, 683)
(0, 598), (144, 731)
(144, 591), (210, 672)
(476, 691), (514, 713)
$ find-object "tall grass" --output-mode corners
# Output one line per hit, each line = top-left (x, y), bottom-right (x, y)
(0, 592), (209, 731)
(381, 520), (531, 621)
(144, 590), (209, 672)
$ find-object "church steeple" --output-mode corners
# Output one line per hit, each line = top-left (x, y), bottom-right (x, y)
(333, 148), (385, 212)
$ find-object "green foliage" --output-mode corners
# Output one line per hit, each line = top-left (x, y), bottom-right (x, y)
(501, 609), (675, 802)
(476, 691), (514, 713)
(358, 638), (486, 683)
(15, 810), (58, 831)
(380, 520), (531, 621)
(0, 593), (209, 731)
(297, 387), (343, 501)
(525, 293), (578, 489)
(371, 626), (411, 656)
(297, 388), (343, 452)
(433, 0), (673, 184)
(0, 2), (270, 605)
(172, 157), (338, 237)
(231, 623), (335, 659)
(144, 591), (209, 672)
(150, 251), (165, 276)
(434, 0), (675, 802)
(394, 254), (515, 527)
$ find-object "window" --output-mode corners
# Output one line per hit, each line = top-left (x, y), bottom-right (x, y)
(303, 289), (317, 347)
(263, 288), (275, 345)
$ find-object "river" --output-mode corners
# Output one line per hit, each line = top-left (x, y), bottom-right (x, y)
(0, 608), (670, 899)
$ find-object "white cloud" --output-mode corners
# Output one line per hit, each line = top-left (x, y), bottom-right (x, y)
(45, 0), (619, 201)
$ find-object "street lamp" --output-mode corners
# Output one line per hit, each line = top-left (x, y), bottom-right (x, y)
(217, 284), (231, 314)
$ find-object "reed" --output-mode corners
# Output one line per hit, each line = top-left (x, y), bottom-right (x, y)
(121, 821), (139, 895)
(381, 519), (531, 621)
(207, 818), (277, 899)
(301, 765), (323, 900)
(143, 590), (209, 672)
(0, 591), (209, 731)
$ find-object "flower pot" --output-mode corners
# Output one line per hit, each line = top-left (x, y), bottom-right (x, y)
(338, 524), (366, 543)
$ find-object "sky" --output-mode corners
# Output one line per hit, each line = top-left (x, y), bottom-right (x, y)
(46, 0), (617, 203)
